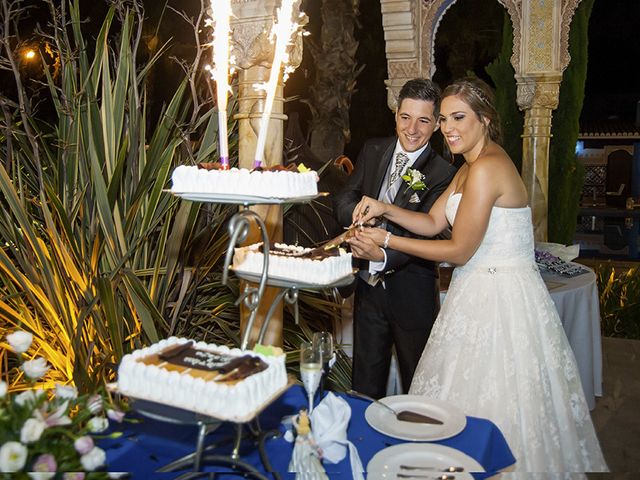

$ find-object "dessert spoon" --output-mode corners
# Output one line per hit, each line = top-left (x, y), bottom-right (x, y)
(347, 390), (443, 424)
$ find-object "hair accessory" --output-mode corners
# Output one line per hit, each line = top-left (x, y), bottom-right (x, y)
(468, 83), (490, 105)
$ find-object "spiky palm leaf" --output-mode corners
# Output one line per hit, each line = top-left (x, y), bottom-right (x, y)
(0, 0), (237, 392)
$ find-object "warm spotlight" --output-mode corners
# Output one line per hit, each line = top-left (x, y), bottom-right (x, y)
(24, 49), (36, 60)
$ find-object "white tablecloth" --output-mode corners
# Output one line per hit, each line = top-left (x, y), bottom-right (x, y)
(539, 266), (603, 410)
(438, 265), (603, 410)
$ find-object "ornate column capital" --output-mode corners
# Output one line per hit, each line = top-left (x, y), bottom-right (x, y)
(380, 0), (421, 111)
(515, 73), (562, 111)
(230, 0), (307, 71)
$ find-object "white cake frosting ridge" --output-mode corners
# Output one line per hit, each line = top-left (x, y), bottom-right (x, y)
(171, 165), (318, 198)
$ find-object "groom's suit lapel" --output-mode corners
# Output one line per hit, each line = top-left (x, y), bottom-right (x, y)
(372, 141), (396, 198)
(394, 144), (435, 208)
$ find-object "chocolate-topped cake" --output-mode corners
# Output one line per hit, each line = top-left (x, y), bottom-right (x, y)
(232, 242), (353, 285)
(117, 337), (287, 421)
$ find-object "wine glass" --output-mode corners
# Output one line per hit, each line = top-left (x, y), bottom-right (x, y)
(299, 341), (322, 413)
(312, 331), (334, 399)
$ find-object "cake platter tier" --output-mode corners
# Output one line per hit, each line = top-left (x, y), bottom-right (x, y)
(231, 269), (356, 289)
(107, 375), (295, 425)
(168, 191), (328, 205)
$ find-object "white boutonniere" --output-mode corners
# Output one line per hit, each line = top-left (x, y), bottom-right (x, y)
(402, 168), (427, 193)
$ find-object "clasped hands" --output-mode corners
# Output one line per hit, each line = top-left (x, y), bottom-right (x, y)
(346, 197), (390, 260)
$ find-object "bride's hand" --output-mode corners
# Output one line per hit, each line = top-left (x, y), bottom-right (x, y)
(350, 227), (389, 247)
(352, 196), (387, 226)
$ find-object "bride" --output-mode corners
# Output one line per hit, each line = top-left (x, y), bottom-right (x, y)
(348, 77), (607, 472)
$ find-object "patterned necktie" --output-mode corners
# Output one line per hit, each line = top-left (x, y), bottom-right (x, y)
(389, 152), (409, 187)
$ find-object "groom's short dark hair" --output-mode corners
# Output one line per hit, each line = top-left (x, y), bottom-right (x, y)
(397, 78), (442, 116)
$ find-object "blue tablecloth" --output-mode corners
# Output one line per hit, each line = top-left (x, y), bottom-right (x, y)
(101, 385), (515, 477)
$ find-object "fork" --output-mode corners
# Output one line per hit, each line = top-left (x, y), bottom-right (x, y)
(400, 465), (464, 472)
(396, 474), (455, 480)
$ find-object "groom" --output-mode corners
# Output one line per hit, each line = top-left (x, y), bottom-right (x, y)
(333, 78), (457, 398)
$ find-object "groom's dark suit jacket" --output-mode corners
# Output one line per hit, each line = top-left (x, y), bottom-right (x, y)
(333, 136), (458, 397)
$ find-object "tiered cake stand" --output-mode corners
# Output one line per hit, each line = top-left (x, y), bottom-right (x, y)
(120, 190), (354, 478)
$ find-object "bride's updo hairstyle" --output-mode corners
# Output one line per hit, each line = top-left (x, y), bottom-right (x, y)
(442, 77), (503, 145)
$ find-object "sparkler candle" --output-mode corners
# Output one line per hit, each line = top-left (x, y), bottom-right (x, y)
(253, 0), (299, 169)
(209, 0), (233, 169)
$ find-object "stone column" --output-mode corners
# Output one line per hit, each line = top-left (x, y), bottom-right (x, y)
(516, 74), (561, 241)
(231, 0), (305, 347)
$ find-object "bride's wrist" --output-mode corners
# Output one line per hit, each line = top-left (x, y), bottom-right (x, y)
(382, 231), (392, 249)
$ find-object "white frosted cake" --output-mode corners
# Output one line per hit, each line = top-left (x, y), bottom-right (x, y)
(171, 164), (318, 198)
(117, 337), (287, 421)
(232, 242), (353, 285)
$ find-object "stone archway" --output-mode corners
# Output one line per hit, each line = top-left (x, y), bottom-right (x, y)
(379, 0), (582, 241)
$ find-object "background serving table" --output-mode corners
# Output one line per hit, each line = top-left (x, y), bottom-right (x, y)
(440, 264), (602, 410)
(101, 385), (515, 478)
(539, 265), (603, 410)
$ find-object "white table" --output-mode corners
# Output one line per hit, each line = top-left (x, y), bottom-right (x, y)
(438, 265), (603, 410)
(539, 266), (603, 410)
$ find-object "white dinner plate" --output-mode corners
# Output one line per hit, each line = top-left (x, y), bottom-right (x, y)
(364, 395), (466, 441)
(170, 191), (323, 205)
(366, 443), (484, 480)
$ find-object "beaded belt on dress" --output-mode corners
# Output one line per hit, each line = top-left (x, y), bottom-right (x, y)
(457, 263), (538, 274)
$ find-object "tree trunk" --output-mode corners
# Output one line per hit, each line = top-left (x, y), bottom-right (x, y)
(307, 0), (361, 163)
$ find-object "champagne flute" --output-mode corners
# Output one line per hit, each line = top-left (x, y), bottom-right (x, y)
(299, 341), (322, 413)
(312, 331), (334, 399)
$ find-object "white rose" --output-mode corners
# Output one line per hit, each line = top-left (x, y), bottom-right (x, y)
(6, 330), (33, 353)
(20, 418), (47, 443)
(55, 384), (78, 400)
(73, 436), (94, 455)
(107, 409), (125, 423)
(80, 446), (106, 471)
(87, 416), (109, 433)
(0, 441), (28, 472)
(22, 357), (50, 379)
(15, 390), (37, 407)
(0, 380), (7, 398)
(28, 473), (56, 480)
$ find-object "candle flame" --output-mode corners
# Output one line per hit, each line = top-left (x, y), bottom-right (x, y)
(254, 0), (303, 168)
(208, 0), (233, 169)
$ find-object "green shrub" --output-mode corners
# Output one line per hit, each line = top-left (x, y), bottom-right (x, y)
(595, 263), (640, 339)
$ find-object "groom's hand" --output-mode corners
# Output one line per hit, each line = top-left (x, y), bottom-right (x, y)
(347, 233), (384, 261)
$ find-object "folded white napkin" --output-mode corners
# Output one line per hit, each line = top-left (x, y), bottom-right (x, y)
(535, 241), (580, 262)
(310, 392), (365, 480)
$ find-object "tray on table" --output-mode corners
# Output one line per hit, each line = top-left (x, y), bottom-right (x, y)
(168, 191), (327, 205)
(107, 376), (295, 425)
(231, 269), (356, 289)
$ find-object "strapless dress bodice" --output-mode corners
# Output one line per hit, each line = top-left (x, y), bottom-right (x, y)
(445, 193), (534, 268)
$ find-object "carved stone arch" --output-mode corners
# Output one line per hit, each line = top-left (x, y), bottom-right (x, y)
(560, 0), (581, 72)
(381, 0), (522, 109)
(419, 0), (457, 80)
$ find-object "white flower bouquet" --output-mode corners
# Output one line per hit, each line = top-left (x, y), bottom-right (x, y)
(401, 168), (427, 193)
(0, 331), (124, 476)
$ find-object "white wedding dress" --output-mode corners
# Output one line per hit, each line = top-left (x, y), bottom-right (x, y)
(409, 193), (607, 473)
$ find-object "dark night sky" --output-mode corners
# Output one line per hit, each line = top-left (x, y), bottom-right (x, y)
(581, 0), (640, 124)
(11, 0), (640, 146)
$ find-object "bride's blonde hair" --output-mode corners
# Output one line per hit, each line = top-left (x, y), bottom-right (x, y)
(442, 77), (503, 145)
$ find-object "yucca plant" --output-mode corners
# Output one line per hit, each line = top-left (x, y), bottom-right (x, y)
(595, 262), (640, 339)
(0, 0), (238, 393)
(0, 0), (353, 398)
